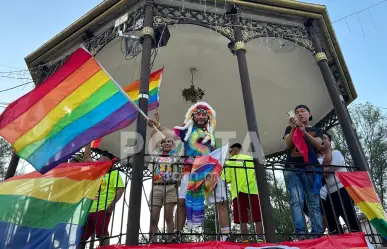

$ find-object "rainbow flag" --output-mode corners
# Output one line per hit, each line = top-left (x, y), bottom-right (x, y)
(0, 161), (112, 249)
(90, 68), (163, 146)
(186, 144), (228, 229)
(124, 67), (162, 110)
(336, 171), (387, 239)
(0, 47), (139, 173)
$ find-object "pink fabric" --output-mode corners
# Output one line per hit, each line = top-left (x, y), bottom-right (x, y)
(292, 127), (308, 163)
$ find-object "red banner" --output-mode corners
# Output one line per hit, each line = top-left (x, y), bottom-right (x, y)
(101, 232), (370, 249)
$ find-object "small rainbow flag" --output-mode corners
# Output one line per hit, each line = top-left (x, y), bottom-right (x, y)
(0, 47), (139, 173)
(336, 171), (387, 239)
(0, 160), (112, 249)
(124, 67), (162, 111)
(90, 68), (163, 145)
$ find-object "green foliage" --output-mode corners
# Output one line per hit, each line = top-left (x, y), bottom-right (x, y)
(0, 138), (12, 181)
(330, 102), (387, 208)
(267, 173), (294, 241)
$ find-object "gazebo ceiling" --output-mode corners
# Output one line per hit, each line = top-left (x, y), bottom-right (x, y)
(95, 24), (333, 158)
(24, 0), (356, 105)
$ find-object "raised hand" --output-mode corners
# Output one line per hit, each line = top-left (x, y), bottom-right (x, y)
(148, 118), (159, 128)
(289, 117), (299, 128)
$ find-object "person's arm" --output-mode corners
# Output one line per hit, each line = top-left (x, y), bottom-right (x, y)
(150, 111), (159, 138)
(222, 161), (232, 183)
(150, 128), (157, 137)
(284, 127), (296, 149)
(284, 116), (303, 148)
(106, 187), (124, 213)
(322, 148), (333, 166)
(149, 111), (161, 151)
(148, 119), (180, 141)
(150, 130), (160, 153)
(321, 148), (333, 173)
(84, 143), (92, 162)
(106, 172), (125, 213)
(300, 127), (323, 149)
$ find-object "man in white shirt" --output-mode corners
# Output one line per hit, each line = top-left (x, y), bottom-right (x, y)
(318, 132), (360, 234)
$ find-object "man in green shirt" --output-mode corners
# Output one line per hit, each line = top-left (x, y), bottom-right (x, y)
(81, 146), (125, 246)
(223, 143), (263, 242)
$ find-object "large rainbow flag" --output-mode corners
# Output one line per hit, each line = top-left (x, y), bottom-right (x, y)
(337, 171), (387, 239)
(0, 160), (112, 249)
(0, 47), (139, 173)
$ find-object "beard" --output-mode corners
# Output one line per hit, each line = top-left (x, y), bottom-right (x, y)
(193, 118), (208, 127)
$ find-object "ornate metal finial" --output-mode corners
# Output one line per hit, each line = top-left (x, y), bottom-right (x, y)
(181, 67), (205, 104)
(234, 41), (246, 52)
(314, 52), (327, 62)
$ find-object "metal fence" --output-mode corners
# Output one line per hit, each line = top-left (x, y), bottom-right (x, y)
(79, 154), (385, 248)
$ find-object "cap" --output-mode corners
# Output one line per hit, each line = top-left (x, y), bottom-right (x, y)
(295, 104), (313, 121)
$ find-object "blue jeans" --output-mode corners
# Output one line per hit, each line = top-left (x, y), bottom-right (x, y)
(284, 170), (323, 235)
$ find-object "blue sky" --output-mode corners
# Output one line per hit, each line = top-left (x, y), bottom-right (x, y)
(0, 0), (386, 108)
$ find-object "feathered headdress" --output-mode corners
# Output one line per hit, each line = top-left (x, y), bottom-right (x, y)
(174, 102), (216, 146)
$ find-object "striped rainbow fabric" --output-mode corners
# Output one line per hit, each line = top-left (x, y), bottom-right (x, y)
(336, 171), (387, 239)
(90, 68), (163, 144)
(0, 161), (112, 249)
(0, 47), (138, 173)
(186, 144), (227, 229)
(124, 67), (162, 111)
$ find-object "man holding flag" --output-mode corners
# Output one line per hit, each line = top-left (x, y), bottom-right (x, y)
(283, 105), (323, 238)
(148, 102), (230, 240)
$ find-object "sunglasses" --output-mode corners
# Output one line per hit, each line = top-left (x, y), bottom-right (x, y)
(193, 109), (208, 115)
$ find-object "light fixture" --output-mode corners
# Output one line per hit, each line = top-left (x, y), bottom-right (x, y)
(181, 67), (205, 104)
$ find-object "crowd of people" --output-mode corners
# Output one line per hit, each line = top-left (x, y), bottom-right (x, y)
(79, 102), (360, 245)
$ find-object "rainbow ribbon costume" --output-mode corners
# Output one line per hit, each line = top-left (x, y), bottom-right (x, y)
(186, 145), (227, 229)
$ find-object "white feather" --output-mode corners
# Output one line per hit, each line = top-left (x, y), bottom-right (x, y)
(202, 123), (212, 145)
(209, 125), (215, 147)
(174, 121), (190, 131)
(184, 120), (194, 142)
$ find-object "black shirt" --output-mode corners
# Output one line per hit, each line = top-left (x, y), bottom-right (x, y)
(283, 126), (323, 167)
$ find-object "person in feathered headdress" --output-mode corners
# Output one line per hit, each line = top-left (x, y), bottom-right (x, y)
(173, 102), (217, 148)
(148, 102), (230, 240)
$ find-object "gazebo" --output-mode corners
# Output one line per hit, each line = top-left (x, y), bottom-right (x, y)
(6, 0), (374, 247)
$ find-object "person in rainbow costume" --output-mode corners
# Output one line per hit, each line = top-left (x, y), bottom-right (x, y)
(148, 102), (230, 240)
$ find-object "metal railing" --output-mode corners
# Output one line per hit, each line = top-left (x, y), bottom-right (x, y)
(79, 154), (386, 248)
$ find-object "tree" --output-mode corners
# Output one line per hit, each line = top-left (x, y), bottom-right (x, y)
(267, 172), (294, 241)
(330, 102), (387, 208)
(0, 138), (12, 181)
